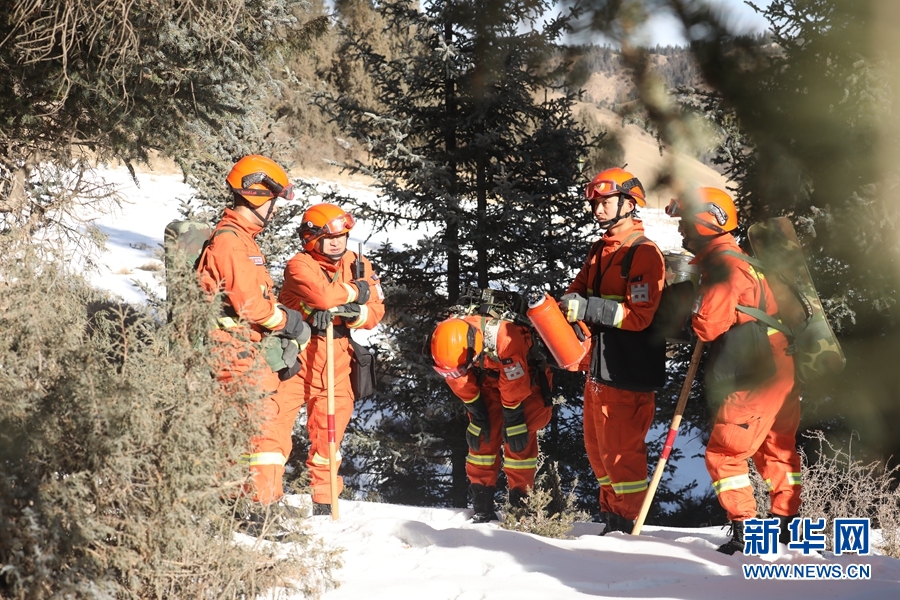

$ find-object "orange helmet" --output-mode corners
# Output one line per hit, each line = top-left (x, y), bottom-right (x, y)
(586, 167), (646, 207)
(226, 155), (294, 207)
(666, 187), (738, 236)
(297, 203), (356, 252)
(430, 318), (483, 379)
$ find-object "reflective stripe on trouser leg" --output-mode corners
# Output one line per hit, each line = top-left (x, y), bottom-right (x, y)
(466, 453), (498, 467)
(306, 383), (353, 504)
(712, 473), (752, 495)
(583, 383), (654, 520)
(503, 457), (537, 470)
(242, 452), (287, 504)
(611, 479), (649, 495)
(311, 450), (343, 465)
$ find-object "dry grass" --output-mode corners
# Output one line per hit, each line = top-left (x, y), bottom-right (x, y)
(746, 431), (900, 557)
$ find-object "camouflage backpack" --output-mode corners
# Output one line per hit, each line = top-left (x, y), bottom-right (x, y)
(163, 220), (233, 320)
(730, 217), (846, 383)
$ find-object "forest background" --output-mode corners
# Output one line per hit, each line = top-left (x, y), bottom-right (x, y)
(1, 0), (899, 598)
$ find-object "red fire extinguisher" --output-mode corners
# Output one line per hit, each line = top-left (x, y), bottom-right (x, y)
(526, 293), (590, 371)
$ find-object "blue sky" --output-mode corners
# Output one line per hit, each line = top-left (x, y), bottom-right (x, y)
(638, 0), (774, 46)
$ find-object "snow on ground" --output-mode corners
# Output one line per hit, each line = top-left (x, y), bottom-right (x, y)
(271, 495), (900, 600)
(79, 168), (900, 599)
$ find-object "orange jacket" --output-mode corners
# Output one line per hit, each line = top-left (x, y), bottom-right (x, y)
(278, 250), (385, 388)
(690, 234), (780, 343)
(197, 208), (285, 341)
(566, 221), (665, 332)
(444, 315), (548, 409)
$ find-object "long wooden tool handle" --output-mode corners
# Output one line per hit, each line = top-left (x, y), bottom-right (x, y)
(326, 321), (339, 520)
(631, 340), (705, 535)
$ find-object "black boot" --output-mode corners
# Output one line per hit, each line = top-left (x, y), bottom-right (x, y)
(773, 514), (799, 545)
(599, 512), (634, 536)
(508, 488), (528, 510)
(470, 484), (498, 523)
(716, 520), (746, 555)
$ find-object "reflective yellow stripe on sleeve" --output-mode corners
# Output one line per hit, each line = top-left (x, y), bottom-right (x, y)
(462, 393), (481, 404)
(597, 476), (612, 487)
(342, 283), (357, 303)
(787, 472), (802, 486)
(260, 307), (283, 330)
(505, 423), (528, 437)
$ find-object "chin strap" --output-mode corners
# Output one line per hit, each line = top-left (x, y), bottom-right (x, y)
(249, 200), (277, 229)
(596, 194), (637, 230)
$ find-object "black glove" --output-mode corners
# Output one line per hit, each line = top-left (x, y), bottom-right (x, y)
(278, 338), (302, 381)
(275, 306), (311, 346)
(464, 396), (491, 451)
(353, 279), (370, 304)
(502, 404), (529, 453)
(310, 309), (333, 332)
(560, 293), (619, 327)
(332, 303), (362, 319)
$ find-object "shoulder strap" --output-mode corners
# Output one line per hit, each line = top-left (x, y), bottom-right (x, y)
(590, 231), (643, 296)
(194, 226), (238, 271)
(620, 235), (652, 281)
(719, 250), (792, 335)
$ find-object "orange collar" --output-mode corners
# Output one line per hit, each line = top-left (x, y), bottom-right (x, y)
(220, 207), (264, 238)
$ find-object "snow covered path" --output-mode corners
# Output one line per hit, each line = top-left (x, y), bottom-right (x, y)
(292, 497), (900, 600)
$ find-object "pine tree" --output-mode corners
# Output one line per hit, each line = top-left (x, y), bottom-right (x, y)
(317, 0), (598, 507)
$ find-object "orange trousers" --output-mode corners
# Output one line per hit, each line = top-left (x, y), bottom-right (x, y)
(706, 332), (802, 521)
(249, 371), (354, 505)
(583, 381), (655, 520)
(209, 328), (285, 504)
(466, 379), (553, 493)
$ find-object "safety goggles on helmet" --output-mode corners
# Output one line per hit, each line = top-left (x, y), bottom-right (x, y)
(664, 198), (682, 217)
(665, 198), (731, 234)
(303, 212), (356, 238)
(233, 172), (295, 201)
(431, 323), (478, 379)
(586, 177), (644, 201)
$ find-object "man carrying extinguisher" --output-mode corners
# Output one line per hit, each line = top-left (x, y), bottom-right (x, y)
(560, 167), (667, 535)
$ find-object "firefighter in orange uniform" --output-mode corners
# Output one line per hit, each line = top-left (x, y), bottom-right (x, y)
(272, 202), (384, 515)
(560, 168), (667, 535)
(197, 155), (311, 509)
(430, 316), (553, 523)
(667, 188), (801, 555)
